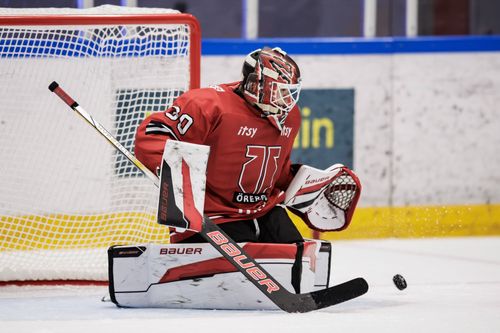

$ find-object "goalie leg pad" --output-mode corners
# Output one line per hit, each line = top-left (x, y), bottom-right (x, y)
(108, 240), (333, 310)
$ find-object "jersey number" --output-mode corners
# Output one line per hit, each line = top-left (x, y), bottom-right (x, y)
(165, 106), (193, 135)
(239, 146), (282, 194)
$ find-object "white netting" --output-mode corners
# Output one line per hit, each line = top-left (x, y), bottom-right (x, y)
(0, 6), (199, 282)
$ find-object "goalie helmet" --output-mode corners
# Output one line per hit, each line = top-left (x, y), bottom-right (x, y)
(241, 47), (301, 117)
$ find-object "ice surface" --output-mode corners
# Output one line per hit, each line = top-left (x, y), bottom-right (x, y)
(1, 237), (499, 333)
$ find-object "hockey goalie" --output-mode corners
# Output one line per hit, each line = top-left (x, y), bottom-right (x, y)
(108, 47), (361, 310)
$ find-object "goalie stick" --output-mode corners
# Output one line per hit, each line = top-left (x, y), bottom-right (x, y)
(49, 81), (368, 313)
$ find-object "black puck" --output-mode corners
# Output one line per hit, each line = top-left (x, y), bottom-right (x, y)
(393, 274), (407, 290)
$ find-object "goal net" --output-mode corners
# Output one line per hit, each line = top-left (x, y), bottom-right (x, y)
(0, 5), (201, 283)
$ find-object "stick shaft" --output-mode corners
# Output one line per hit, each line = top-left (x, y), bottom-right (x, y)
(49, 81), (159, 187)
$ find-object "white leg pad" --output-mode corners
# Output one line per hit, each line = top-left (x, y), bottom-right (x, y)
(108, 240), (333, 310)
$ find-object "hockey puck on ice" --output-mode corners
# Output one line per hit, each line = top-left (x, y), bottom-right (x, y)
(393, 274), (407, 290)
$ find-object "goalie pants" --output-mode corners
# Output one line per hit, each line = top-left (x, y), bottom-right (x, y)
(178, 206), (304, 244)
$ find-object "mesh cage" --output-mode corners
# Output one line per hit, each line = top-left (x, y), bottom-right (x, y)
(324, 169), (359, 211)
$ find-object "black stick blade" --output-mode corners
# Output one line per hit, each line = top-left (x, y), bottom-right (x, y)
(309, 277), (369, 310)
(277, 277), (368, 313)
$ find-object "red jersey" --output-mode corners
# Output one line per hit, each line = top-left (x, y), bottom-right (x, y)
(135, 82), (301, 240)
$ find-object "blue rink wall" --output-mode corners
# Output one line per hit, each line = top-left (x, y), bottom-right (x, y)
(200, 37), (500, 239)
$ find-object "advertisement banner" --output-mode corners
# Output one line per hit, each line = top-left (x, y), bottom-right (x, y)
(292, 89), (355, 169)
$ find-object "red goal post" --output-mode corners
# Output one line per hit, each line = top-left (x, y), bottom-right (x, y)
(0, 6), (201, 284)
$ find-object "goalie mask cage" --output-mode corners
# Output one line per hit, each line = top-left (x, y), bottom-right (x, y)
(0, 6), (201, 284)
